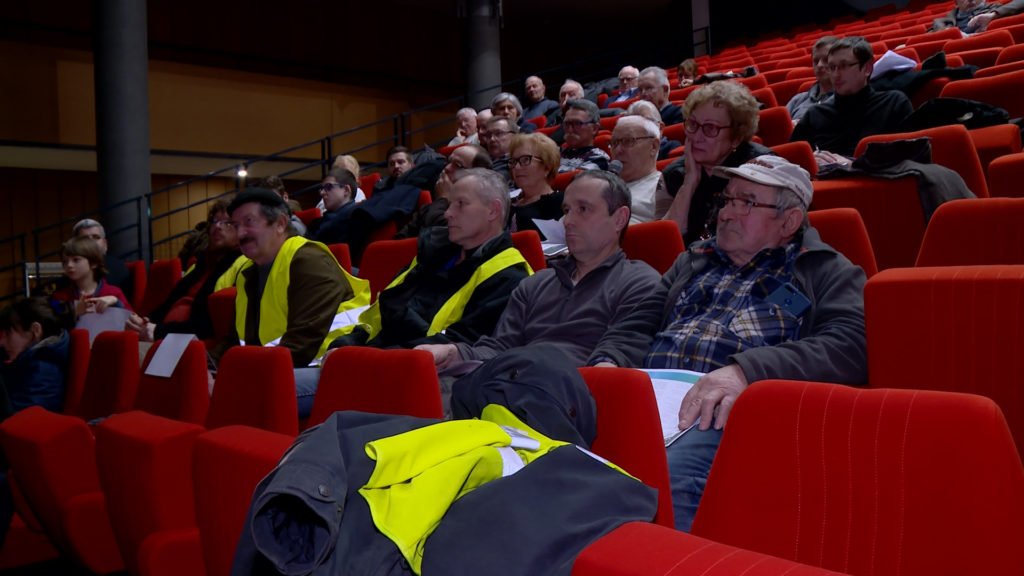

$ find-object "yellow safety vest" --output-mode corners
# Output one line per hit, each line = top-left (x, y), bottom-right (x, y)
(232, 236), (371, 362)
(214, 254), (250, 292)
(357, 247), (532, 342)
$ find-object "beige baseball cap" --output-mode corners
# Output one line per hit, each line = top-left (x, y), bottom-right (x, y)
(712, 155), (813, 208)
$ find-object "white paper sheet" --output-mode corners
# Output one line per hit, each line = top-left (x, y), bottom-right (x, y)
(533, 218), (566, 244)
(75, 307), (132, 345)
(144, 333), (198, 377)
(643, 369), (704, 446)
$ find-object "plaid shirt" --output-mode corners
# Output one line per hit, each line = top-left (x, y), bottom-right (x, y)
(644, 241), (804, 372)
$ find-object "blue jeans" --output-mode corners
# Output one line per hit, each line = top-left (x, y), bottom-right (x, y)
(294, 367), (321, 419)
(665, 426), (723, 532)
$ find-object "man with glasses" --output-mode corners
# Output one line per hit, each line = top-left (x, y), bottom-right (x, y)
(305, 168), (360, 245)
(610, 115), (670, 224)
(786, 36), (837, 124)
(606, 66), (641, 107)
(790, 36), (912, 164)
(217, 188), (370, 417)
(396, 144), (493, 240)
(481, 116), (518, 184)
(559, 99), (611, 172)
(637, 66), (684, 126)
(595, 155), (867, 531)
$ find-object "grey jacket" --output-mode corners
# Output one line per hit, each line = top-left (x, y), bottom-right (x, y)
(456, 251), (660, 367)
(605, 227), (868, 385)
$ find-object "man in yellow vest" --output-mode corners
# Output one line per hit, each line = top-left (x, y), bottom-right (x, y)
(330, 168), (531, 351)
(221, 188), (370, 416)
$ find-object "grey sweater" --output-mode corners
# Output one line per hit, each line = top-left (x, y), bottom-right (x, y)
(456, 250), (661, 367)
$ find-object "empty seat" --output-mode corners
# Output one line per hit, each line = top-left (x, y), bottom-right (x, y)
(988, 151), (1024, 198)
(357, 237), (418, 301)
(755, 106), (794, 147)
(327, 242), (352, 273)
(307, 346), (444, 427)
(866, 265), (1024, 459)
(622, 220), (685, 274)
(691, 379), (1024, 574)
(915, 198), (1024, 266)
(138, 258), (183, 318)
(811, 176), (925, 270)
(511, 229), (547, 271)
(969, 123), (1022, 170)
(808, 208), (878, 278)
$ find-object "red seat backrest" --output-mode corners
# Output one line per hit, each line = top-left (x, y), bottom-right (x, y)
(511, 230), (547, 272)
(855, 124), (989, 198)
(205, 346), (298, 435)
(327, 242), (352, 273)
(987, 151), (1024, 198)
(62, 328), (91, 416)
(358, 237), (418, 301)
(915, 198), (1024, 266)
(622, 220), (684, 275)
(74, 330), (140, 421)
(307, 347), (443, 428)
(755, 106), (794, 147)
(693, 379), (1024, 575)
(808, 208), (879, 278)
(578, 367), (674, 528)
(134, 338), (210, 425)
(770, 141), (818, 178)
(138, 258), (183, 318)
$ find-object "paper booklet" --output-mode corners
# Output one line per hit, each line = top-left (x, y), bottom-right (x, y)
(643, 369), (704, 446)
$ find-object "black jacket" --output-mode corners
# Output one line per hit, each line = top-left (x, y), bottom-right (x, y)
(790, 86), (913, 157)
(332, 228), (529, 349)
(150, 249), (242, 340)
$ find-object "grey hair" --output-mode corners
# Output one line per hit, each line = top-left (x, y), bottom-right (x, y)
(459, 167), (512, 222)
(565, 99), (600, 124)
(625, 100), (663, 126)
(774, 187), (810, 230)
(72, 218), (105, 238)
(491, 92), (523, 117)
(639, 66), (670, 89)
(615, 114), (661, 138)
(561, 79), (584, 95)
(456, 107), (477, 119)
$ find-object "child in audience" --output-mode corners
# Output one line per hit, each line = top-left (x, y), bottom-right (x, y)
(50, 236), (133, 318)
(0, 297), (72, 418)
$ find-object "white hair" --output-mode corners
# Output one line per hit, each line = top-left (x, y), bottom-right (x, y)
(625, 100), (662, 128)
(456, 107), (477, 119)
(615, 114), (660, 138)
(639, 66), (670, 89)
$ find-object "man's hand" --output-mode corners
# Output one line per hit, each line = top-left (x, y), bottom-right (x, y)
(88, 296), (119, 314)
(968, 11), (996, 32)
(414, 343), (460, 370)
(678, 364), (749, 431)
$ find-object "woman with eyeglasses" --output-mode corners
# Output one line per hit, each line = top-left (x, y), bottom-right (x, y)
(663, 81), (774, 245)
(507, 133), (564, 239)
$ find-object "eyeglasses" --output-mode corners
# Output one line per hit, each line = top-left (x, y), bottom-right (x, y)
(827, 61), (861, 73)
(210, 219), (235, 229)
(685, 118), (730, 138)
(509, 155), (545, 168)
(609, 135), (656, 149)
(562, 119), (597, 130)
(714, 194), (782, 215)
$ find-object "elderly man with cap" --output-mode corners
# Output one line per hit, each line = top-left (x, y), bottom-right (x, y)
(216, 188), (370, 417)
(595, 155), (867, 531)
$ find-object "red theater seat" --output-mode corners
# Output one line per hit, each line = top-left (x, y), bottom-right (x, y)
(915, 198), (1024, 266)
(622, 220), (684, 274)
(691, 380), (1024, 574)
(808, 208), (878, 278)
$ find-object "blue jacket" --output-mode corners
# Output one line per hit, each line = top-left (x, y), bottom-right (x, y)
(1, 330), (69, 415)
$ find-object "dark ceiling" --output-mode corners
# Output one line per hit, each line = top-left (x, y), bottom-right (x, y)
(1, 1), (859, 104)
